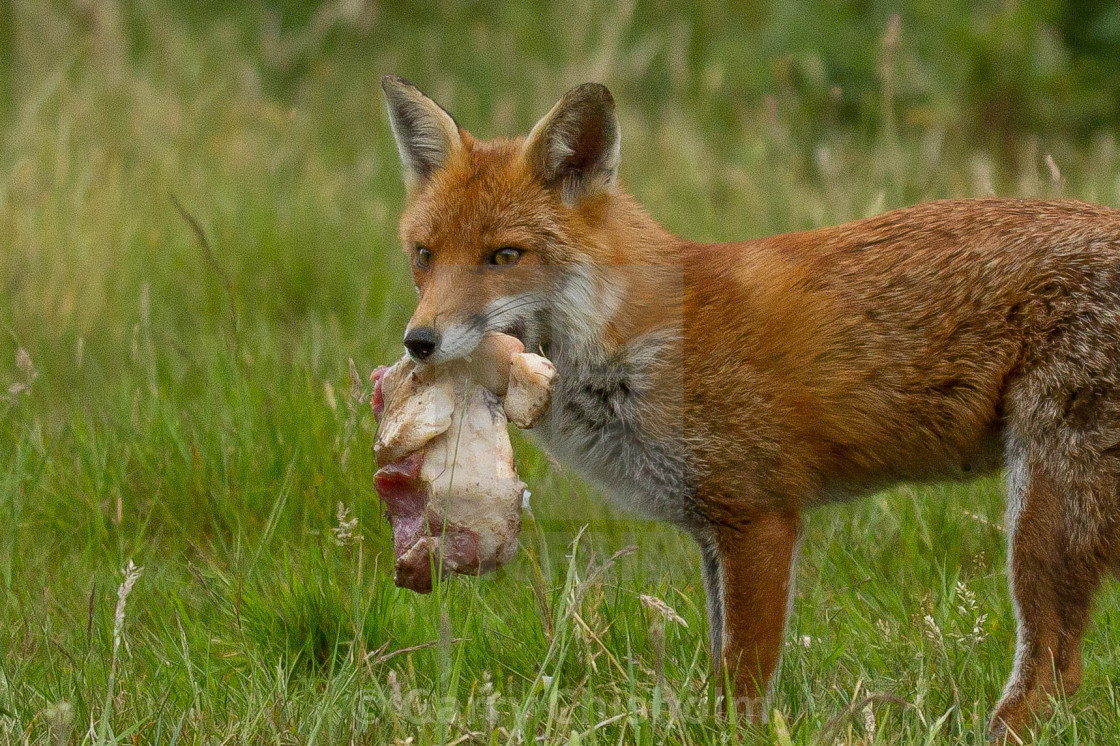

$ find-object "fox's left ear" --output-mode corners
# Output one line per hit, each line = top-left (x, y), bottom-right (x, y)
(381, 75), (462, 189)
(524, 83), (620, 204)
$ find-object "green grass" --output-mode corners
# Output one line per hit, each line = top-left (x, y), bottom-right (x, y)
(3, 1), (1120, 743)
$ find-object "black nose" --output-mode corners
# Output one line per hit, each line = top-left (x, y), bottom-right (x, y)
(404, 326), (440, 361)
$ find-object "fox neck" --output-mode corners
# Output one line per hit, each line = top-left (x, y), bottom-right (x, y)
(537, 193), (685, 367)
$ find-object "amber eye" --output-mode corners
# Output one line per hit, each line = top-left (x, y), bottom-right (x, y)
(488, 247), (523, 266)
(415, 246), (432, 269)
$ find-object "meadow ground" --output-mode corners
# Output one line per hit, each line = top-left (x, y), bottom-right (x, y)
(3, 2), (1120, 743)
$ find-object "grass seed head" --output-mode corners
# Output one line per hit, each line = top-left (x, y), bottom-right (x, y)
(331, 502), (361, 546)
(639, 594), (688, 628)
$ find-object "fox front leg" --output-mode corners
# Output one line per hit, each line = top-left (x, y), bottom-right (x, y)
(703, 510), (802, 719)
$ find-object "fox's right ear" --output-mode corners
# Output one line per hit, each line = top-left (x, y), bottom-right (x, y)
(524, 83), (620, 205)
(381, 75), (462, 189)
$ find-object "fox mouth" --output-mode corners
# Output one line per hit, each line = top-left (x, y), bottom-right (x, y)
(422, 317), (528, 366)
(496, 315), (552, 358)
(497, 318), (527, 345)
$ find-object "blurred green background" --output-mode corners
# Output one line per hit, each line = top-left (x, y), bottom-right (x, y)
(3, 1), (1120, 743)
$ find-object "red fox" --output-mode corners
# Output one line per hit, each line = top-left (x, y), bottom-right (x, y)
(381, 75), (1120, 738)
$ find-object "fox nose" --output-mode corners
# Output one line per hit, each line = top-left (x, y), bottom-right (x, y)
(403, 326), (440, 362)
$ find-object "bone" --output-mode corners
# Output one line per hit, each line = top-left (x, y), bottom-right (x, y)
(504, 353), (557, 428)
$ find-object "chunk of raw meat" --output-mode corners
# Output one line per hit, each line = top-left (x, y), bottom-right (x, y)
(371, 334), (555, 592)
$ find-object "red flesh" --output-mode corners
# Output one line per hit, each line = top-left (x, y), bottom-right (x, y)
(373, 451), (484, 593)
(370, 366), (388, 419)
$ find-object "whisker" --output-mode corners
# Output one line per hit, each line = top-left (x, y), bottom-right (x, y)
(485, 303), (545, 324)
(483, 294), (547, 318)
(485, 296), (548, 319)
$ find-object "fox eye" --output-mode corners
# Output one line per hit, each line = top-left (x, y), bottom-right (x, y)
(415, 246), (432, 269)
(488, 247), (523, 266)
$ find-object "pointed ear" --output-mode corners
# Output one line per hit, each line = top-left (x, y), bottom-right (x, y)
(523, 83), (621, 204)
(381, 75), (462, 189)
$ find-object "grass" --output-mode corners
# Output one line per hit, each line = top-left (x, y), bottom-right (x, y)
(3, 1), (1120, 743)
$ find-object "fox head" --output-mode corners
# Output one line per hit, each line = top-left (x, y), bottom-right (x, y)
(382, 75), (638, 365)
